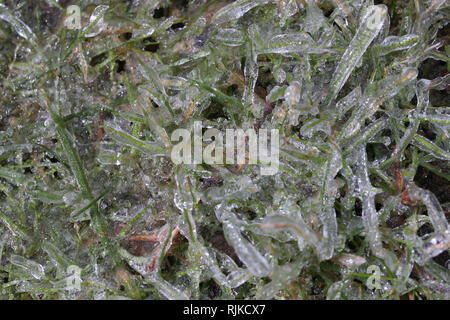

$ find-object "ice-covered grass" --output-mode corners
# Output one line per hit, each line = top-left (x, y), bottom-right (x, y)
(0, 0), (449, 299)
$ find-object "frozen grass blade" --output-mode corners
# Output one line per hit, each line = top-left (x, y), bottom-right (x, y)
(104, 124), (167, 156)
(0, 4), (37, 47)
(323, 5), (388, 108)
(374, 34), (420, 56)
(317, 144), (342, 260)
(379, 79), (430, 169)
(222, 219), (271, 277)
(188, 79), (246, 114)
(0, 0), (448, 300)
(339, 67), (417, 141)
(40, 90), (110, 246)
(211, 0), (269, 25)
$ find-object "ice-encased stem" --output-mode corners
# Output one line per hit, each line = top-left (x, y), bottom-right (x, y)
(211, 0), (269, 25)
(242, 25), (259, 109)
(323, 5), (388, 108)
(40, 90), (118, 263)
(339, 67), (417, 141)
(148, 274), (189, 300)
(9, 254), (45, 280)
(379, 79), (430, 170)
(318, 144), (342, 260)
(353, 146), (383, 256)
(0, 4), (37, 47)
(259, 214), (320, 254)
(222, 219), (272, 277)
(406, 184), (449, 235)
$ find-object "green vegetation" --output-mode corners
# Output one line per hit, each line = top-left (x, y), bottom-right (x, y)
(0, 0), (449, 300)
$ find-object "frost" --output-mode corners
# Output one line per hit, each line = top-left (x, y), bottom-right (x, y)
(300, 118), (331, 138)
(204, 174), (258, 202)
(317, 144), (342, 260)
(405, 183), (449, 235)
(258, 260), (304, 299)
(335, 254), (366, 268)
(274, 67), (286, 83)
(259, 214), (319, 252)
(242, 25), (259, 108)
(277, 0), (299, 27)
(192, 243), (229, 286)
(304, 0), (329, 37)
(335, 86), (361, 118)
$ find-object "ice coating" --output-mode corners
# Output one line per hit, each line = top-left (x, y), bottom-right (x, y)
(0, 0), (448, 300)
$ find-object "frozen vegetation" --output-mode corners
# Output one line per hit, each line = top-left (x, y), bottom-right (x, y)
(0, 0), (449, 299)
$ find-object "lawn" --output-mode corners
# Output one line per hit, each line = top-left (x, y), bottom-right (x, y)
(0, 0), (449, 300)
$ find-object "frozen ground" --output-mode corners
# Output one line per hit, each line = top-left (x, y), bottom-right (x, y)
(0, 0), (449, 299)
